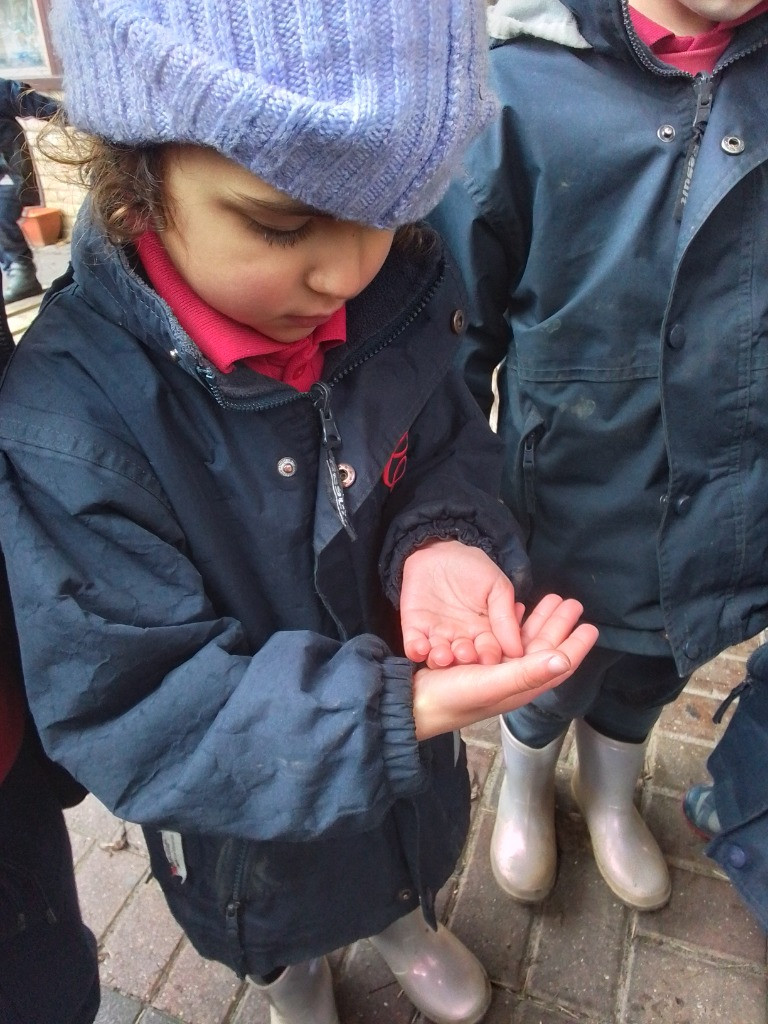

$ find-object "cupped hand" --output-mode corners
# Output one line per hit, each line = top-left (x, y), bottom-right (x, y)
(412, 594), (599, 740)
(400, 540), (524, 668)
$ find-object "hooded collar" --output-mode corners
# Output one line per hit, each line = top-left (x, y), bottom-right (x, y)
(65, 203), (446, 407)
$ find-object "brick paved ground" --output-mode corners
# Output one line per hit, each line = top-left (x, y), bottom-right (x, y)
(9, 247), (768, 1023)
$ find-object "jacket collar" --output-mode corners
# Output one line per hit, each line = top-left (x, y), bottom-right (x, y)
(66, 204), (446, 406)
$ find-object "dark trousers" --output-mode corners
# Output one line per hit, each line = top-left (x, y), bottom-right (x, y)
(0, 182), (32, 272)
(0, 731), (100, 1024)
(506, 647), (689, 747)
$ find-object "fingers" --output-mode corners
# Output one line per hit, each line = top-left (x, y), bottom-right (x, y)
(411, 613), (600, 741)
(402, 630), (431, 662)
(487, 582), (524, 659)
(544, 622), (599, 683)
(520, 595), (585, 651)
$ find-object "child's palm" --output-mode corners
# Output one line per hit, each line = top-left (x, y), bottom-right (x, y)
(400, 540), (524, 668)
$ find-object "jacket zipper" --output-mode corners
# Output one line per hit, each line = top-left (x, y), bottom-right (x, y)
(619, 0), (768, 222)
(194, 270), (443, 538)
(310, 381), (357, 540)
(674, 74), (714, 221)
(224, 842), (249, 975)
(193, 270), (443, 412)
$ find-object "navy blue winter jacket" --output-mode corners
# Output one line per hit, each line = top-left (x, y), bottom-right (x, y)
(0, 211), (528, 973)
(430, 0), (768, 676)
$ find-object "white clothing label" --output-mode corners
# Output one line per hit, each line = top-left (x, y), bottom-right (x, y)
(161, 830), (188, 882)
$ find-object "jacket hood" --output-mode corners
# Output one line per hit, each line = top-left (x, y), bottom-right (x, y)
(65, 203), (447, 407)
(487, 0), (590, 47)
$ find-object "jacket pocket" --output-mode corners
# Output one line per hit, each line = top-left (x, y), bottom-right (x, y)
(502, 406), (545, 540)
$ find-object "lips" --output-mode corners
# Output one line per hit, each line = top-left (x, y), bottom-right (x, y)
(284, 311), (338, 328)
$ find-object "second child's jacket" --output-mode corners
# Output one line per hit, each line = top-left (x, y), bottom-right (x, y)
(430, 0), (768, 676)
(0, 212), (527, 975)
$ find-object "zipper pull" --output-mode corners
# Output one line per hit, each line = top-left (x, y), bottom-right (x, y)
(692, 73), (714, 135)
(310, 383), (357, 540)
(674, 73), (714, 221)
(522, 432), (537, 515)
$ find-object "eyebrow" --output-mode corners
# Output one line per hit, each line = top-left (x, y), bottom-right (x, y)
(230, 191), (325, 217)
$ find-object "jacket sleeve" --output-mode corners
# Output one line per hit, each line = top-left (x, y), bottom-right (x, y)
(379, 365), (531, 602)
(0, 422), (425, 843)
(427, 108), (529, 419)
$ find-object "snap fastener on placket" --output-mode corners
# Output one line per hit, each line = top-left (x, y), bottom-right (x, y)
(337, 463), (356, 488)
(450, 309), (466, 334)
(721, 135), (745, 155)
(657, 124), (676, 142)
(277, 457), (297, 478)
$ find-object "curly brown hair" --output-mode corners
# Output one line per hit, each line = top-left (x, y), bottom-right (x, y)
(39, 114), (168, 243)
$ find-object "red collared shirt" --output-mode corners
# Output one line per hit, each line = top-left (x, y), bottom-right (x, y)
(136, 231), (346, 392)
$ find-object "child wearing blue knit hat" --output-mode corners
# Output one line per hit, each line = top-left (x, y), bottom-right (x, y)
(0, 1), (597, 1021)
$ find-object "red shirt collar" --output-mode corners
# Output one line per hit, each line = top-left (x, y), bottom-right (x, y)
(136, 231), (346, 391)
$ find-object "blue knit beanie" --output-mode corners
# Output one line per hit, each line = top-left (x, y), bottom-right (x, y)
(51, 0), (497, 228)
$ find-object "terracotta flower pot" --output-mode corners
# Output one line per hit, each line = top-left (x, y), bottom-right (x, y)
(18, 206), (62, 247)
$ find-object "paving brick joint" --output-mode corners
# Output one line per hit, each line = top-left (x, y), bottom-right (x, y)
(9, 245), (768, 1023)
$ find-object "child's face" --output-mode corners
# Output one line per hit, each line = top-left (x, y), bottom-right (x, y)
(159, 147), (395, 343)
(676, 0), (765, 21)
(637, 0), (766, 30)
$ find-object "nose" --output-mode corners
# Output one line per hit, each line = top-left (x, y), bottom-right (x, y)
(306, 223), (393, 301)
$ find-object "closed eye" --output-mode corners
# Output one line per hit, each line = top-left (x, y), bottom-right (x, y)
(247, 217), (314, 248)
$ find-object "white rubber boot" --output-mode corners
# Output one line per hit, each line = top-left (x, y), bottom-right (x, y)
(490, 717), (566, 902)
(572, 719), (671, 910)
(369, 908), (491, 1024)
(249, 957), (340, 1024)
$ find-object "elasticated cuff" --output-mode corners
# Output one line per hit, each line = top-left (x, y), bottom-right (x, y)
(378, 656), (429, 799)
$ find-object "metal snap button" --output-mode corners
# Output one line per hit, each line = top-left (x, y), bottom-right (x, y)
(450, 309), (466, 334)
(657, 124), (676, 142)
(169, 348), (180, 362)
(277, 457), (298, 478)
(721, 135), (745, 155)
(337, 463), (356, 488)
(396, 887), (414, 902)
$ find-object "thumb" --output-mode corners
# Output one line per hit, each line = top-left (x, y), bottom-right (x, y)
(504, 649), (572, 693)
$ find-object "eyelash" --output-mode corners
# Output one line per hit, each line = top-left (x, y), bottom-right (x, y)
(250, 220), (314, 248)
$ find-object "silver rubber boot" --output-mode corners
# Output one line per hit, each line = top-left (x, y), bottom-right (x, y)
(369, 908), (491, 1024)
(572, 719), (671, 911)
(490, 717), (566, 902)
(248, 957), (340, 1024)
